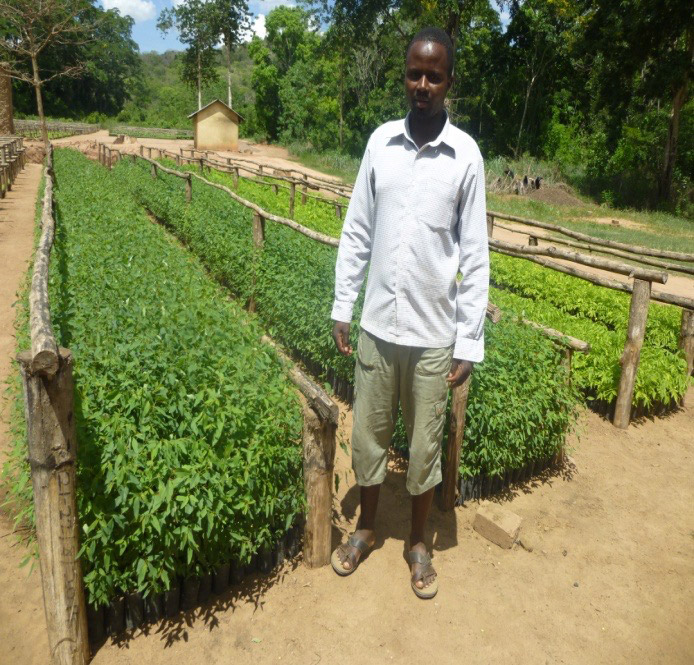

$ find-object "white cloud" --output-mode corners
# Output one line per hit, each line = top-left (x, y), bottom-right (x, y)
(102, 0), (156, 22)
(241, 14), (266, 41)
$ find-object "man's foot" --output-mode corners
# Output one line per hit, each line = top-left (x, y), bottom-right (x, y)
(331, 528), (376, 574)
(409, 541), (438, 598)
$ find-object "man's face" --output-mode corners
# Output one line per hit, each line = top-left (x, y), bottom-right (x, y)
(405, 40), (452, 120)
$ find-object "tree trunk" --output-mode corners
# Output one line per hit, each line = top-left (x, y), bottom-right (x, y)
(658, 27), (693, 204)
(338, 49), (344, 150)
(197, 50), (202, 110)
(31, 55), (48, 145)
(515, 74), (535, 158)
(224, 39), (232, 108)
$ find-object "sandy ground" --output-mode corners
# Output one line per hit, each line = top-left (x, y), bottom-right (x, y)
(0, 162), (51, 665)
(1, 144), (693, 665)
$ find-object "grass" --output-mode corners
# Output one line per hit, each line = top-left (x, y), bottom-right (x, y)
(488, 193), (694, 254)
(283, 142), (360, 185)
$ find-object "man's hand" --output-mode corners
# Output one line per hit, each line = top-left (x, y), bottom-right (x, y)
(332, 321), (352, 356)
(447, 359), (473, 388)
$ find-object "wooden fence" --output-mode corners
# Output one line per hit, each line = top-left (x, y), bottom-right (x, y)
(14, 120), (98, 137)
(110, 125), (193, 139)
(104, 144), (596, 512)
(0, 136), (26, 196)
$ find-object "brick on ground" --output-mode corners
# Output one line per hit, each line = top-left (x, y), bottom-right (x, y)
(473, 502), (522, 549)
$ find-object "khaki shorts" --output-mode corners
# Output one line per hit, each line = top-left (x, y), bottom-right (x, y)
(351, 328), (453, 496)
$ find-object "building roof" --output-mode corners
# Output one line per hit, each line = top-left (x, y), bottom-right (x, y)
(188, 99), (244, 123)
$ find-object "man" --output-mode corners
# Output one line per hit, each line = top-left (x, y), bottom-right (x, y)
(329, 26), (489, 599)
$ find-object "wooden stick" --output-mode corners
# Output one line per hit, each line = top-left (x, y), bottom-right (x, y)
(30, 147), (59, 376)
(494, 221), (694, 276)
(679, 309), (694, 377)
(18, 348), (89, 665)
(301, 400), (337, 567)
(489, 210), (694, 263)
(289, 182), (295, 219)
(151, 163), (157, 179)
(185, 174), (192, 203)
(521, 319), (590, 352)
(490, 238), (667, 283)
(613, 279), (651, 428)
(302, 174), (308, 204)
(493, 245), (694, 310)
(252, 211), (265, 248)
(440, 376), (471, 510)
(486, 302), (502, 323)
(260, 335), (338, 424)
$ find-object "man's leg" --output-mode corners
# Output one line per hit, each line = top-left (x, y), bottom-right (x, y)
(336, 329), (398, 572)
(410, 487), (436, 587)
(400, 344), (453, 590)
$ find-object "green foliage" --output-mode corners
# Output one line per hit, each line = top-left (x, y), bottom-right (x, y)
(113, 156), (581, 478)
(26, 149), (304, 606)
(490, 255), (689, 409)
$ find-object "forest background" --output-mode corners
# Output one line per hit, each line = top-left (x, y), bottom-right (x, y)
(6, 0), (694, 217)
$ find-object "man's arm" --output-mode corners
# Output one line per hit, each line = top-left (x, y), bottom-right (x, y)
(449, 152), (489, 383)
(331, 138), (375, 355)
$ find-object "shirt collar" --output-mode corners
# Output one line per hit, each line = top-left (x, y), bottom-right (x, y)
(386, 112), (454, 153)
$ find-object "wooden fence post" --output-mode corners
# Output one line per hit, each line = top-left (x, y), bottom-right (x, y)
(679, 309), (694, 377)
(301, 402), (337, 567)
(302, 174), (308, 204)
(198, 158), (204, 175)
(613, 278), (651, 428)
(440, 376), (472, 510)
(486, 213), (494, 237)
(259, 164), (264, 176)
(130, 153), (136, 164)
(139, 145), (143, 156)
(233, 167), (239, 188)
(17, 348), (90, 665)
(151, 163), (157, 179)
(185, 174), (192, 203)
(335, 203), (343, 220)
(529, 236), (538, 246)
(107, 148), (112, 170)
(273, 184), (278, 195)
(289, 183), (296, 219)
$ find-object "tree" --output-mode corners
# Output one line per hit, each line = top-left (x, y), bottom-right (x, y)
(581, 0), (694, 204)
(210, 0), (251, 108)
(158, 0), (219, 109)
(0, 0), (97, 144)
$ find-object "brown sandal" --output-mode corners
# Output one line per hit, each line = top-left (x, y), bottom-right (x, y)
(331, 535), (372, 576)
(409, 550), (438, 599)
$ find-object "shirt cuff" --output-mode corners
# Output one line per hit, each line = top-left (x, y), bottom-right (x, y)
(331, 300), (354, 323)
(453, 335), (484, 362)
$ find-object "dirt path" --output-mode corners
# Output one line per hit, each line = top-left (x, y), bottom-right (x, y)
(0, 162), (50, 665)
(1, 151), (692, 665)
(87, 392), (693, 665)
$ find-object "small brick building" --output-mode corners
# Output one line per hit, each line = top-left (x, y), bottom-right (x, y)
(188, 99), (243, 152)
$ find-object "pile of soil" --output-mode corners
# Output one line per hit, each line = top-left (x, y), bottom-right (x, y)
(526, 183), (585, 207)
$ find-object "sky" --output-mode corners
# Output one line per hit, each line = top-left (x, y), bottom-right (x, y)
(100, 0), (509, 54)
(100, 0), (293, 53)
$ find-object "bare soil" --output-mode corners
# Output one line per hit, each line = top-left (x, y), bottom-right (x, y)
(1, 146), (692, 665)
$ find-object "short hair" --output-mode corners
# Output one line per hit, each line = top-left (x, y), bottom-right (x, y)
(406, 27), (455, 76)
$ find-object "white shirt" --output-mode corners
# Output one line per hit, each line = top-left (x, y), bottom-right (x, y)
(331, 113), (489, 362)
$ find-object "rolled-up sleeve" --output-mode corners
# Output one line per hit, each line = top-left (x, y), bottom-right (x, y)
(454, 153), (489, 362)
(331, 138), (375, 323)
